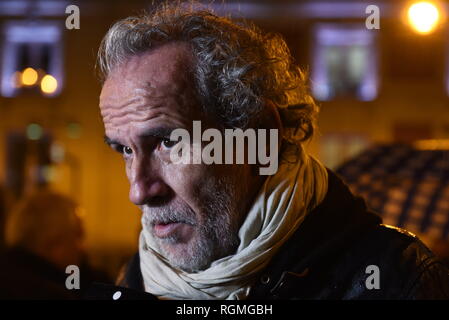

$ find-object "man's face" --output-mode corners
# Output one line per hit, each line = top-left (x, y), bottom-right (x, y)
(99, 42), (261, 272)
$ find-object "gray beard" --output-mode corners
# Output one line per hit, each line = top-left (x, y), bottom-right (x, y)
(141, 180), (241, 273)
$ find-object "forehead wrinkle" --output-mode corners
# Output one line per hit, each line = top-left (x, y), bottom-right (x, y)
(102, 74), (196, 117)
(104, 109), (188, 135)
(104, 97), (193, 142)
(103, 86), (195, 129)
(101, 95), (145, 120)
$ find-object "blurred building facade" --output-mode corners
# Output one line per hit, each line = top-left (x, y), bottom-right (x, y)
(1, 0), (449, 275)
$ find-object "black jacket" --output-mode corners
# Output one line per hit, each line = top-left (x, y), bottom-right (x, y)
(0, 248), (78, 300)
(96, 170), (449, 300)
(0, 247), (111, 300)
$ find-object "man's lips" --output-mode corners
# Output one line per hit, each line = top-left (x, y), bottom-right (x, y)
(153, 222), (192, 238)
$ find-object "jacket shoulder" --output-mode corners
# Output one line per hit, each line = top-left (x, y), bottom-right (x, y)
(367, 224), (436, 268)
(345, 224), (449, 299)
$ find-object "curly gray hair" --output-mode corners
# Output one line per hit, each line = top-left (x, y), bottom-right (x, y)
(97, 3), (319, 143)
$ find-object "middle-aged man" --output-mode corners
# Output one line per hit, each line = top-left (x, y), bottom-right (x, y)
(96, 4), (449, 300)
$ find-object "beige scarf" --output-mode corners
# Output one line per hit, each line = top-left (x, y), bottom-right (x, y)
(139, 144), (328, 299)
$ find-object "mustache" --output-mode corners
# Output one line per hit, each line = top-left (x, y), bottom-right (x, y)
(141, 204), (197, 226)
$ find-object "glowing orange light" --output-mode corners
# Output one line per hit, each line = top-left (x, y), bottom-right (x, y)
(21, 67), (38, 86)
(408, 2), (441, 34)
(40, 74), (58, 94)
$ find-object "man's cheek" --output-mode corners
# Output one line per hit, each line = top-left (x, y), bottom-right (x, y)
(165, 165), (204, 208)
(165, 162), (204, 184)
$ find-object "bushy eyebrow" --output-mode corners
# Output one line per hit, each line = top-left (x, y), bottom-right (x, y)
(140, 127), (176, 139)
(104, 127), (178, 147)
(104, 135), (117, 146)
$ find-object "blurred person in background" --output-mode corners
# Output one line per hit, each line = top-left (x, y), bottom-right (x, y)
(0, 189), (109, 299)
(93, 3), (449, 300)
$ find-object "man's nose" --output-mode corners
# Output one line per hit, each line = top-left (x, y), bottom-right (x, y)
(128, 157), (170, 205)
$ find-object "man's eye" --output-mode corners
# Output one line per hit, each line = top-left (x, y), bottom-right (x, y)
(160, 138), (178, 149)
(123, 146), (133, 155)
(114, 145), (133, 156)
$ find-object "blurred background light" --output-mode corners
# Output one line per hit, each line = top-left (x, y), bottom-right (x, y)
(40, 74), (57, 94)
(414, 139), (449, 150)
(26, 123), (43, 141)
(408, 1), (441, 34)
(21, 67), (38, 86)
(66, 122), (82, 139)
(50, 142), (65, 163)
(41, 165), (57, 183)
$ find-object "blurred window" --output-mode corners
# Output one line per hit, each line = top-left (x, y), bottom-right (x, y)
(1, 21), (63, 97)
(311, 24), (378, 101)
